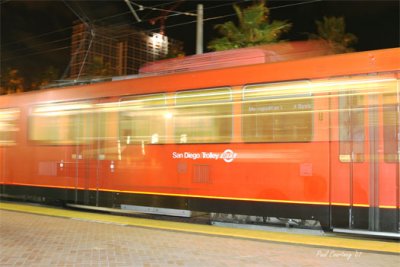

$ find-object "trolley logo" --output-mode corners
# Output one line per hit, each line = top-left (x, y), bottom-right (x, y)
(172, 149), (237, 163)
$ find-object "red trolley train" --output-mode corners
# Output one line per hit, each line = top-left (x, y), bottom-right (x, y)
(1, 47), (399, 236)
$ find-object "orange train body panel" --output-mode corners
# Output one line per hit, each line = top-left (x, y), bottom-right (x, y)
(1, 46), (399, 234)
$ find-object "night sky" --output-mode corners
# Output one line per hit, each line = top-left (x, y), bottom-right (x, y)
(1, 0), (399, 84)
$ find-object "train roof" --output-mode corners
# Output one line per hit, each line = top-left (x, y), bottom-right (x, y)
(1, 46), (399, 107)
(139, 40), (333, 75)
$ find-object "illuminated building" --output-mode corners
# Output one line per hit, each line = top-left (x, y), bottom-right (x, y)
(69, 22), (180, 79)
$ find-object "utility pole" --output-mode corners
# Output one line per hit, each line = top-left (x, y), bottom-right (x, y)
(196, 4), (203, 54)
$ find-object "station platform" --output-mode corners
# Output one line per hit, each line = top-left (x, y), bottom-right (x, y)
(0, 201), (399, 266)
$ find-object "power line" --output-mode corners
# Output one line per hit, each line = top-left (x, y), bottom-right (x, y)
(93, 10), (131, 23)
(93, 1), (181, 24)
(2, 0), (95, 49)
(62, 0), (90, 25)
(129, 0), (243, 23)
(130, 1), (196, 17)
(2, 0), (323, 64)
(2, 1), (235, 49)
(1, 1), (176, 48)
(2, 26), (72, 48)
(2, 36), (71, 55)
(81, 1), (246, 41)
(61, 0), (96, 80)
(270, 0), (322, 11)
(0, 0), (12, 5)
(2, 46), (71, 62)
(146, 0), (323, 33)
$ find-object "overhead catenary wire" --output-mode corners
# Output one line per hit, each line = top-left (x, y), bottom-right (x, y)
(94, 1), (180, 23)
(0, 0), (252, 51)
(0, 0), (12, 5)
(147, 0), (323, 33)
(2, 26), (72, 48)
(2, 36), (72, 57)
(125, 0), (142, 22)
(1, 46), (72, 62)
(3, 0), (321, 49)
(1, 0), (323, 64)
(58, 0), (246, 41)
(75, 1), (251, 42)
(61, 0), (96, 80)
(1, 0), (179, 55)
(62, 0), (89, 25)
(129, 1), (196, 17)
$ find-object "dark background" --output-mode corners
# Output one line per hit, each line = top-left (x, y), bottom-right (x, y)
(1, 0), (399, 83)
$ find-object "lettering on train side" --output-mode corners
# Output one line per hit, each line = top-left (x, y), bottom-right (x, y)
(172, 149), (237, 163)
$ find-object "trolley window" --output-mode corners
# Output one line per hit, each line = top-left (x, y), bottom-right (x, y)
(119, 93), (167, 144)
(383, 90), (399, 163)
(29, 102), (94, 145)
(242, 81), (313, 142)
(174, 87), (232, 143)
(0, 108), (20, 146)
(338, 92), (365, 162)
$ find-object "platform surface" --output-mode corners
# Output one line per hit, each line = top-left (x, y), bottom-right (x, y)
(0, 202), (399, 266)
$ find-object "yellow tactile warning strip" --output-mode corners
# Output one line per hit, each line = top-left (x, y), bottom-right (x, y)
(1, 202), (399, 254)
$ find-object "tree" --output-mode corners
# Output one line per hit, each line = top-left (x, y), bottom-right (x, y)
(310, 16), (357, 53)
(85, 55), (114, 78)
(163, 42), (185, 59)
(1, 68), (24, 94)
(33, 66), (60, 89)
(208, 0), (291, 51)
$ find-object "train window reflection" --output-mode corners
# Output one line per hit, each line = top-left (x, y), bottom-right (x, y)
(29, 102), (94, 145)
(383, 91), (399, 163)
(0, 108), (20, 146)
(338, 92), (364, 162)
(242, 81), (313, 142)
(174, 88), (232, 144)
(119, 94), (167, 144)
